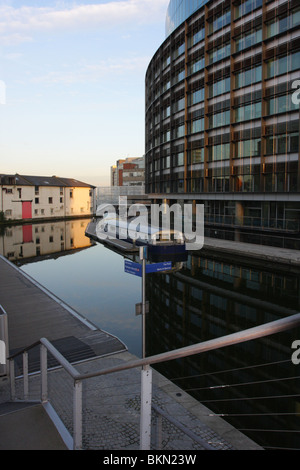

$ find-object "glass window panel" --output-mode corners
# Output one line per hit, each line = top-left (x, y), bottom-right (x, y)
(277, 135), (287, 153)
(191, 148), (204, 163)
(292, 8), (300, 27)
(290, 133), (299, 152)
(191, 118), (204, 133)
(291, 51), (300, 71)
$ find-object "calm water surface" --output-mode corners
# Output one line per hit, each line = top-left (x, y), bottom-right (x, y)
(23, 242), (143, 357)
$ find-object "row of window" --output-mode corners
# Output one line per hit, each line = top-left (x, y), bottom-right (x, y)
(150, 49), (299, 109)
(148, 133), (298, 170)
(148, 170), (298, 194)
(166, 0), (265, 36)
(148, 94), (299, 148)
(149, 5), (300, 106)
(150, 51), (300, 114)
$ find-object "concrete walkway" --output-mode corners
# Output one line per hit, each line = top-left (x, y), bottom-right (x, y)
(203, 236), (300, 267)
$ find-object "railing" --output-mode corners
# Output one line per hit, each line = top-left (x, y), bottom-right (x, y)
(7, 313), (300, 450)
(205, 215), (300, 232)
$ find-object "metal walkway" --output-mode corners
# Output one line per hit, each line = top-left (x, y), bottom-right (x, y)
(0, 402), (68, 450)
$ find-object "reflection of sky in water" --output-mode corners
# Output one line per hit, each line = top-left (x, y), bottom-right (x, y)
(21, 244), (142, 357)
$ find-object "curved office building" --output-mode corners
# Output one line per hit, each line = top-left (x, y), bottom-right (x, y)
(145, 0), (300, 248)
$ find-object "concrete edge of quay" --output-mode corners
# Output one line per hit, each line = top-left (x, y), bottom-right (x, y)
(201, 237), (300, 268)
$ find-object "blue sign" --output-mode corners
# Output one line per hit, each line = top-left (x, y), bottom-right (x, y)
(124, 260), (172, 277)
(124, 260), (142, 277)
(146, 262), (172, 273)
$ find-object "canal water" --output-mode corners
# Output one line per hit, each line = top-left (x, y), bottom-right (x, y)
(1, 218), (300, 450)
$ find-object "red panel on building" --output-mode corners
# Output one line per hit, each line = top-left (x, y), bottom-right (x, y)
(22, 201), (32, 219)
(22, 225), (33, 243)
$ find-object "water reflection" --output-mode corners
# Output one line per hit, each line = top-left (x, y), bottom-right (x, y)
(0, 219), (94, 263)
(145, 251), (300, 450)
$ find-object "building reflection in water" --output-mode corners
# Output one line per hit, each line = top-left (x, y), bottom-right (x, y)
(145, 251), (300, 450)
(0, 219), (95, 264)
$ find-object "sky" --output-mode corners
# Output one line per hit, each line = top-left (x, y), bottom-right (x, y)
(0, 0), (169, 186)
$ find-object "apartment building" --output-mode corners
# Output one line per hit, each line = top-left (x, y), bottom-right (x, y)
(145, 0), (300, 248)
(0, 174), (95, 221)
(111, 157), (145, 187)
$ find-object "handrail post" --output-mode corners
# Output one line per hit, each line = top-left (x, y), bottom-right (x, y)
(140, 365), (152, 450)
(40, 344), (48, 403)
(73, 379), (83, 450)
(23, 351), (29, 401)
(9, 359), (15, 401)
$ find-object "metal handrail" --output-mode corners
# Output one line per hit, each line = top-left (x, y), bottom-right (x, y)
(7, 312), (300, 450)
(72, 312), (300, 381)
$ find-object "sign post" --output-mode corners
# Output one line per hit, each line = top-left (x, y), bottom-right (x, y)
(124, 252), (172, 451)
(124, 253), (172, 359)
(140, 246), (147, 360)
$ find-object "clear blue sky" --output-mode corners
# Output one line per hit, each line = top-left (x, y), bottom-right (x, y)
(0, 0), (169, 186)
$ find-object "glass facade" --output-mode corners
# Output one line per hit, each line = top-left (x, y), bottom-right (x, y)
(166, 0), (210, 37)
(146, 0), (300, 247)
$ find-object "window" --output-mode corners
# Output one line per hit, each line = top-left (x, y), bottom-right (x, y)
(174, 69), (185, 84)
(190, 88), (204, 105)
(234, 0), (262, 19)
(35, 186), (39, 194)
(209, 43), (231, 64)
(189, 56), (204, 74)
(173, 97), (185, 113)
(191, 118), (204, 134)
(35, 198), (39, 204)
(208, 9), (231, 34)
(173, 42), (185, 59)
(235, 66), (262, 88)
(188, 28), (205, 48)
(163, 106), (171, 119)
(208, 143), (230, 161)
(265, 133), (299, 154)
(191, 148), (204, 163)
(235, 102), (261, 122)
(266, 9), (300, 38)
(48, 197), (53, 204)
(266, 95), (299, 115)
(17, 188), (22, 198)
(163, 130), (171, 143)
(70, 190), (73, 198)
(173, 124), (185, 139)
(209, 110), (230, 128)
(209, 77), (230, 97)
(266, 51), (300, 78)
(235, 28), (262, 52)
(235, 138), (261, 158)
(173, 152), (184, 166)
